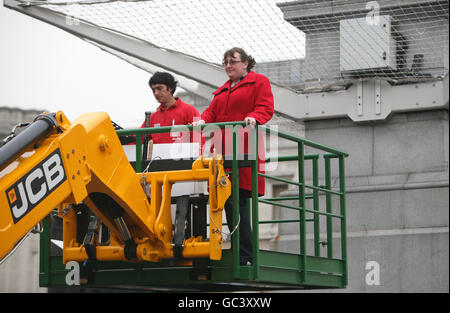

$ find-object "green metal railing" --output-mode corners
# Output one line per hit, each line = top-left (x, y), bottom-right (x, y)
(38, 122), (349, 290)
(116, 122), (349, 287)
(257, 126), (348, 286)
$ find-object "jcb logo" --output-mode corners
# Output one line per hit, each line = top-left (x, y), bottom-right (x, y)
(6, 149), (66, 223)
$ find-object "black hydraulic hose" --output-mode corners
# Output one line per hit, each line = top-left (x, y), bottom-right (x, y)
(142, 111), (151, 162)
(0, 113), (56, 170)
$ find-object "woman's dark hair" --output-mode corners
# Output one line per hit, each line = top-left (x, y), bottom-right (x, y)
(148, 72), (178, 95)
(223, 47), (256, 71)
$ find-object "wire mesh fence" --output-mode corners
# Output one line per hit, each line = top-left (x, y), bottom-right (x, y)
(19, 0), (449, 91)
(279, 0), (449, 90)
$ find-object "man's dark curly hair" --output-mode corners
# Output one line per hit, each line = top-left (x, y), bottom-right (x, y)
(148, 72), (178, 95)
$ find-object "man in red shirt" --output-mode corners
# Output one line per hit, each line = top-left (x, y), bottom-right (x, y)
(141, 72), (201, 158)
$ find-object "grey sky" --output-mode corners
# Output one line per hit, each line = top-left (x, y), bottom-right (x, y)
(0, 3), (158, 128)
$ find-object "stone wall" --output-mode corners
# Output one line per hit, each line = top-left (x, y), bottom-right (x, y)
(272, 110), (449, 292)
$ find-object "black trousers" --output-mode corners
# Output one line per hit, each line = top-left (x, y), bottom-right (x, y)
(224, 189), (253, 265)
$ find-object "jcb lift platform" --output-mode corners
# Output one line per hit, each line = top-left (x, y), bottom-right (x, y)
(0, 111), (349, 291)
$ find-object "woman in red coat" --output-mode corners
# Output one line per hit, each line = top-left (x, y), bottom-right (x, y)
(194, 47), (274, 265)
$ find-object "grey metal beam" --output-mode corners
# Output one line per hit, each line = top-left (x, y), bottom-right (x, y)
(87, 40), (216, 101)
(297, 75), (449, 122)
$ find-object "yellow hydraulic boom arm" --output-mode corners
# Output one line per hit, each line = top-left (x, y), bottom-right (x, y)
(0, 111), (231, 264)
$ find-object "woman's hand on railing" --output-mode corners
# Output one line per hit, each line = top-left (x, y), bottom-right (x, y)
(244, 117), (257, 127)
(192, 119), (205, 127)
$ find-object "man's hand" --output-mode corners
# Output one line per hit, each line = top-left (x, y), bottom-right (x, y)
(244, 117), (257, 127)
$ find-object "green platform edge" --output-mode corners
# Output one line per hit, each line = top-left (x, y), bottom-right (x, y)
(40, 247), (344, 291)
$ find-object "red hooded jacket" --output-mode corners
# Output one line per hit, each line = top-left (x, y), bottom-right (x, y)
(201, 71), (274, 195)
